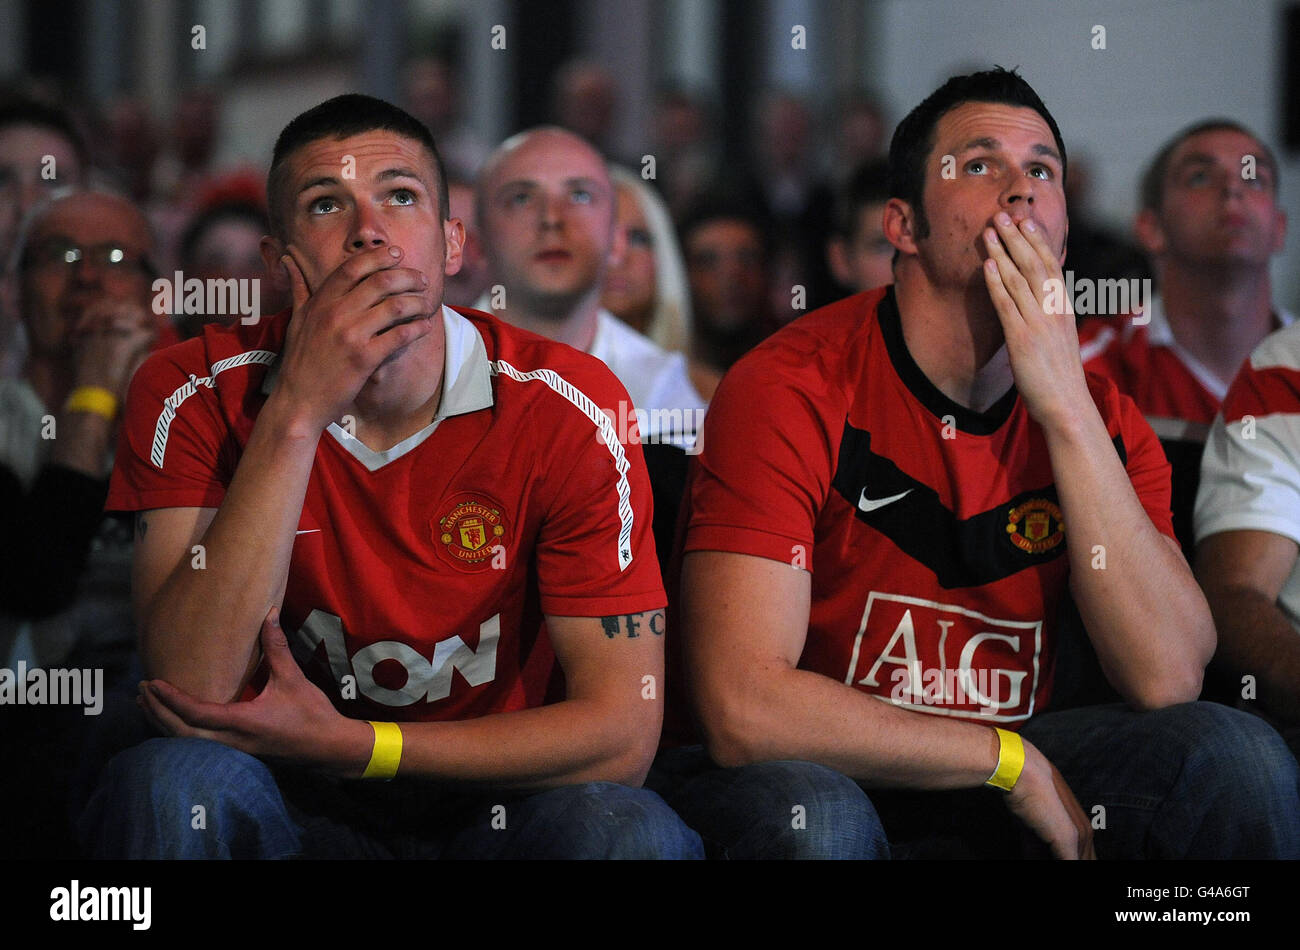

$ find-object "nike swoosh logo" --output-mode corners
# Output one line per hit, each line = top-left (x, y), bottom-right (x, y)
(858, 488), (913, 513)
(295, 529), (321, 536)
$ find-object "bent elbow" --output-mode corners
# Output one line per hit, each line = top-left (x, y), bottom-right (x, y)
(1126, 667), (1205, 712)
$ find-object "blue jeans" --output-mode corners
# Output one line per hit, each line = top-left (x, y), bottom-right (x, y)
(78, 737), (704, 859)
(648, 748), (890, 859)
(651, 702), (1300, 859)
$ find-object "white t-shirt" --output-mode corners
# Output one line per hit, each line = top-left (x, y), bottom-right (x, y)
(1196, 321), (1300, 630)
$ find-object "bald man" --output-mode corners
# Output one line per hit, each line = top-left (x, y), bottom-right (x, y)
(477, 127), (705, 450)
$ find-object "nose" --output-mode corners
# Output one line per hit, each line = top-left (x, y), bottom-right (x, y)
(347, 202), (388, 251)
(539, 191), (563, 230)
(1002, 177), (1036, 216)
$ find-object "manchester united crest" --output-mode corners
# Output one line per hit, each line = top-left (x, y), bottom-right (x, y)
(437, 499), (506, 565)
(1005, 498), (1065, 554)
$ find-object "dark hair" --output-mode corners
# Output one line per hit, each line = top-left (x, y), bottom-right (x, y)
(180, 201), (269, 268)
(1139, 119), (1278, 212)
(887, 66), (1066, 239)
(0, 96), (90, 171)
(677, 195), (774, 262)
(833, 158), (891, 239)
(266, 93), (448, 238)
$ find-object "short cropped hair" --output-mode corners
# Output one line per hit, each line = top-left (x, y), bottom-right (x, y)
(266, 93), (449, 238)
(833, 158), (891, 239)
(887, 66), (1067, 240)
(1139, 119), (1279, 212)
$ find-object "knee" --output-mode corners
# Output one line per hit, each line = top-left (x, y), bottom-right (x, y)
(101, 737), (276, 803)
(1159, 703), (1297, 791)
(524, 783), (704, 859)
(679, 759), (887, 859)
(81, 737), (295, 859)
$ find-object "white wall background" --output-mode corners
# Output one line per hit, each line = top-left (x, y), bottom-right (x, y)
(865, 0), (1300, 310)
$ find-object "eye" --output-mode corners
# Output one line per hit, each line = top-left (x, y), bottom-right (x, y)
(1186, 169), (1209, 186)
(627, 227), (653, 249)
(308, 196), (340, 215)
(506, 190), (532, 207)
(386, 188), (417, 206)
(965, 160), (988, 175)
(571, 188), (593, 204)
(1029, 164), (1052, 180)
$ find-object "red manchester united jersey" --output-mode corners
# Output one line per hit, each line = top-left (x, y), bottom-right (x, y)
(682, 287), (1174, 726)
(108, 305), (665, 722)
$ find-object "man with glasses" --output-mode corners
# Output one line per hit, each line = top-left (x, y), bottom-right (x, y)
(0, 188), (161, 855)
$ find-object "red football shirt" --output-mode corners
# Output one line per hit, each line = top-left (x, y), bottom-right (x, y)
(681, 287), (1174, 727)
(108, 305), (665, 722)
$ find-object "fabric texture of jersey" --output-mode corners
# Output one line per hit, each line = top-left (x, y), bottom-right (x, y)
(108, 304), (665, 722)
(1197, 321), (1300, 631)
(1080, 295), (1295, 556)
(682, 286), (1174, 726)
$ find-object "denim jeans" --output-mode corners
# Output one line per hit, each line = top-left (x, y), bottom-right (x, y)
(78, 736), (704, 859)
(650, 702), (1300, 859)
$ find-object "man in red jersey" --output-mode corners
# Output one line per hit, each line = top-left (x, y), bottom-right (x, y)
(1079, 120), (1290, 555)
(78, 94), (701, 859)
(654, 69), (1300, 859)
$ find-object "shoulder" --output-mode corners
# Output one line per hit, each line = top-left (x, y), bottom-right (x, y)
(718, 289), (884, 403)
(593, 311), (705, 410)
(1220, 322), (1300, 422)
(456, 306), (636, 421)
(132, 310), (288, 397)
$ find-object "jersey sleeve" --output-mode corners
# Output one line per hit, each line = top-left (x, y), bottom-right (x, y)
(1195, 356), (1300, 546)
(1102, 379), (1177, 542)
(532, 365), (666, 617)
(684, 345), (836, 566)
(106, 342), (235, 513)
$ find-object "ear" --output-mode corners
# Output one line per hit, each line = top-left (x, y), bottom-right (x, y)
(1133, 208), (1166, 257)
(882, 197), (919, 257)
(443, 217), (466, 277)
(259, 235), (290, 296)
(826, 237), (853, 286)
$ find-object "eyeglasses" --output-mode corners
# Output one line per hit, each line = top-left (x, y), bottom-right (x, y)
(22, 240), (156, 277)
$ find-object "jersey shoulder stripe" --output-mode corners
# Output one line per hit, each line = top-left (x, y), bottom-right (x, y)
(150, 348), (277, 468)
(492, 358), (634, 571)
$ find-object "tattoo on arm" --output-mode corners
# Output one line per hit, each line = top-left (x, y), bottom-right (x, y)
(600, 611), (665, 639)
(136, 513), (148, 539)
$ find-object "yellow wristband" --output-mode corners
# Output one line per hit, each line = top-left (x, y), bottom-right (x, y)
(64, 386), (118, 421)
(362, 721), (403, 780)
(985, 727), (1025, 791)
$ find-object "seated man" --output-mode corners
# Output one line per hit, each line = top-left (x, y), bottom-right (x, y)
(1079, 120), (1290, 558)
(658, 68), (1300, 859)
(80, 94), (701, 860)
(0, 188), (158, 858)
(1196, 322), (1300, 756)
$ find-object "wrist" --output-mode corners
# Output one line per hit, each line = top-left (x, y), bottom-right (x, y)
(985, 727), (1026, 791)
(259, 390), (331, 444)
(333, 716), (381, 778)
(63, 385), (118, 422)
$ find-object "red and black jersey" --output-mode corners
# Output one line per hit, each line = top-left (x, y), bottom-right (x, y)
(680, 286), (1174, 728)
(108, 305), (665, 722)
